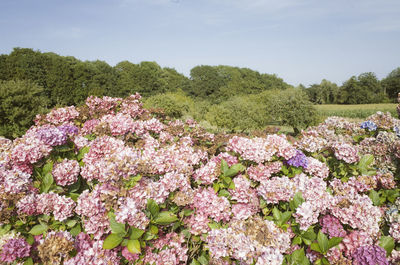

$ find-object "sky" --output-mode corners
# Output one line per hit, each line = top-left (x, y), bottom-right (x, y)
(1, 0), (399, 86)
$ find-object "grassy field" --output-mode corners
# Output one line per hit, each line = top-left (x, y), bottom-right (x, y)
(315, 103), (397, 119)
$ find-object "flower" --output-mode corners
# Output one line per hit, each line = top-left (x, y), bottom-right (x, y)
(352, 245), (388, 265)
(360, 120), (378, 131)
(0, 238), (31, 263)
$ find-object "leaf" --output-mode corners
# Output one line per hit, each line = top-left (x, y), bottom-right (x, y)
(218, 189), (230, 198)
(42, 161), (53, 175)
(198, 254), (209, 265)
(70, 223), (81, 236)
(301, 228), (317, 241)
(66, 220), (77, 228)
(149, 225), (158, 235)
(224, 163), (245, 178)
(310, 242), (322, 254)
(41, 172), (54, 193)
(279, 211), (292, 225)
(127, 239), (141, 254)
(154, 211), (178, 225)
(23, 258), (34, 265)
(29, 224), (47, 235)
(108, 212), (126, 236)
(103, 233), (123, 249)
(272, 207), (282, 221)
(317, 230), (329, 254)
(328, 237), (343, 249)
(77, 146), (90, 161)
(369, 190), (381, 206)
(379, 236), (395, 256)
(130, 227), (145, 240)
(291, 248), (310, 265)
(290, 192), (304, 210)
(147, 199), (160, 218)
(358, 154), (374, 169)
(191, 259), (201, 265)
(220, 159), (228, 175)
(143, 232), (156, 241)
(292, 236), (302, 245)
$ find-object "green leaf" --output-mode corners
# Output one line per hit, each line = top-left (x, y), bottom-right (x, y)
(191, 259), (201, 265)
(103, 233), (123, 249)
(292, 236), (302, 245)
(66, 220), (77, 228)
(224, 163), (245, 178)
(317, 230), (329, 254)
(41, 172), (54, 193)
(358, 154), (374, 169)
(26, 234), (34, 245)
(379, 236), (395, 256)
(23, 258), (34, 265)
(147, 199), (160, 218)
(143, 232), (156, 241)
(198, 254), (209, 265)
(272, 207), (282, 221)
(279, 211), (292, 225)
(290, 192), (305, 210)
(208, 222), (222, 230)
(70, 223), (81, 236)
(328, 237), (343, 249)
(301, 228), (317, 241)
(108, 212), (126, 236)
(310, 242), (322, 254)
(154, 211), (178, 225)
(130, 227), (145, 240)
(218, 189), (230, 198)
(220, 159), (228, 175)
(29, 224), (48, 235)
(149, 225), (159, 235)
(42, 161), (53, 175)
(127, 239), (141, 254)
(369, 190), (381, 206)
(69, 192), (80, 201)
(291, 248), (310, 265)
(77, 146), (90, 161)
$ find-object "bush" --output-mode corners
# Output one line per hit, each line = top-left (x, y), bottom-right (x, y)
(0, 94), (399, 264)
(143, 92), (193, 119)
(259, 88), (319, 134)
(0, 79), (48, 138)
(205, 95), (270, 132)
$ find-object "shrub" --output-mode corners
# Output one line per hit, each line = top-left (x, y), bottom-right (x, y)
(0, 94), (399, 265)
(143, 92), (193, 118)
(0, 79), (48, 139)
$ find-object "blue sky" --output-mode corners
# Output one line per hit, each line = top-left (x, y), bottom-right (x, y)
(1, 0), (399, 86)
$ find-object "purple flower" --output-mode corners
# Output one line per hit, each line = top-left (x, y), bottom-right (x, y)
(361, 120), (377, 131)
(57, 124), (79, 136)
(36, 127), (67, 146)
(352, 245), (389, 265)
(286, 150), (308, 168)
(0, 238), (31, 263)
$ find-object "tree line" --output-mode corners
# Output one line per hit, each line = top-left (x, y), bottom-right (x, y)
(1, 47), (399, 138)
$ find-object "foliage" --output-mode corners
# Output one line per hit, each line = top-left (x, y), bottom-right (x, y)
(144, 92), (194, 118)
(0, 80), (48, 138)
(205, 95), (270, 132)
(315, 103), (397, 119)
(259, 88), (319, 134)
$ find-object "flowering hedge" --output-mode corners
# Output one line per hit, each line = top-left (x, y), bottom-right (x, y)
(0, 94), (399, 264)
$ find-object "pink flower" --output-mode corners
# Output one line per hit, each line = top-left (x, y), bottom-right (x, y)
(52, 159), (80, 186)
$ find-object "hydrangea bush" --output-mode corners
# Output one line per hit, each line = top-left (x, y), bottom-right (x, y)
(0, 94), (399, 264)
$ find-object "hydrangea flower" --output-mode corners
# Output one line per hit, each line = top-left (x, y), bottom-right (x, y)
(352, 245), (388, 265)
(361, 120), (378, 131)
(0, 238), (31, 263)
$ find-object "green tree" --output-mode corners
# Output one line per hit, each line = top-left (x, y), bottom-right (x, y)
(259, 89), (318, 134)
(0, 80), (48, 139)
(382, 67), (400, 102)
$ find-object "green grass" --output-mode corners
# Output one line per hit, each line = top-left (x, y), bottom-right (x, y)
(315, 104), (397, 119)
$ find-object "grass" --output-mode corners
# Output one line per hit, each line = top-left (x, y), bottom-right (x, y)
(315, 103), (397, 119)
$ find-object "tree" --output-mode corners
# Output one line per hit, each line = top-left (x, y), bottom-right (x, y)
(382, 67), (400, 102)
(0, 80), (48, 139)
(259, 89), (318, 134)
